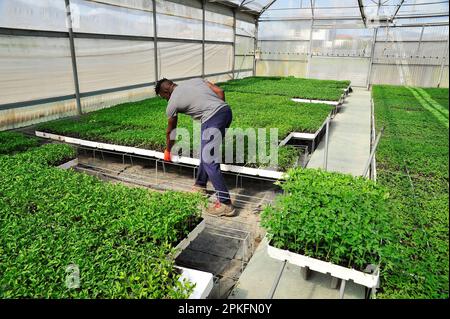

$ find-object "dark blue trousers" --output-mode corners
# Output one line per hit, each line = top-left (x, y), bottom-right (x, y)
(196, 106), (233, 203)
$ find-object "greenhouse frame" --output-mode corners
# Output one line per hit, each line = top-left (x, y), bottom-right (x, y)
(0, 0), (448, 303)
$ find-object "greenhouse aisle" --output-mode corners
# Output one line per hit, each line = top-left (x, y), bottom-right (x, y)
(306, 88), (372, 176)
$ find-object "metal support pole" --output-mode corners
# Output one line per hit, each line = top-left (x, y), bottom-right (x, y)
(363, 126), (384, 178)
(253, 20), (258, 76)
(437, 35), (449, 88)
(306, 20), (314, 78)
(152, 0), (159, 82)
(370, 98), (377, 181)
(232, 9), (236, 79)
(366, 27), (378, 89)
(267, 260), (286, 299)
(339, 279), (347, 299)
(416, 25), (425, 56)
(65, 0), (82, 115)
(202, 0), (206, 78)
(323, 115), (330, 171)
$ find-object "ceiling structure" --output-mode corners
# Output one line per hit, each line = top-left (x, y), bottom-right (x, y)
(211, 0), (449, 27)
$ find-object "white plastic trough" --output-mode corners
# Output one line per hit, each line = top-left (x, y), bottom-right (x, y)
(173, 219), (206, 259)
(291, 98), (340, 106)
(267, 243), (380, 289)
(57, 158), (78, 169)
(177, 266), (214, 299)
(278, 111), (330, 147)
(35, 131), (285, 180)
(291, 84), (351, 107)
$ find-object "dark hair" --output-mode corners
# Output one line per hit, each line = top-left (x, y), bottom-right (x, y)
(155, 78), (172, 95)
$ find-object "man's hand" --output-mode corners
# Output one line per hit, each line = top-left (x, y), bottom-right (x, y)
(164, 149), (171, 162)
(166, 116), (178, 160)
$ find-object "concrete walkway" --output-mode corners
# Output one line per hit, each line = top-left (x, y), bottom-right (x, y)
(229, 238), (365, 299)
(307, 88), (372, 176)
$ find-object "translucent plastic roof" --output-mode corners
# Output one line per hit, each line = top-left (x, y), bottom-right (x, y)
(210, 0), (277, 15)
(253, 0), (449, 26)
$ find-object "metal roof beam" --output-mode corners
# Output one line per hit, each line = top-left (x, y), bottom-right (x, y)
(391, 0), (405, 21)
(357, 0), (367, 27)
(258, 0), (277, 18)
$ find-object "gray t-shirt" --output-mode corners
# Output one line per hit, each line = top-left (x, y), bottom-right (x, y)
(166, 78), (228, 123)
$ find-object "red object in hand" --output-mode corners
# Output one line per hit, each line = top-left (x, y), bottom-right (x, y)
(164, 149), (171, 162)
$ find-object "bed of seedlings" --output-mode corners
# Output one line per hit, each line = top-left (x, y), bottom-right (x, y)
(373, 85), (449, 299)
(37, 91), (333, 171)
(0, 131), (39, 155)
(0, 136), (206, 298)
(261, 168), (392, 272)
(218, 76), (351, 101)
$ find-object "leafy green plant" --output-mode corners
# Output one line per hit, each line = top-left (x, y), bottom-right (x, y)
(372, 84), (449, 299)
(218, 76), (350, 101)
(261, 168), (392, 271)
(0, 131), (39, 155)
(0, 144), (206, 298)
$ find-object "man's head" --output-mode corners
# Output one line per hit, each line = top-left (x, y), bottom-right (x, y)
(155, 78), (176, 101)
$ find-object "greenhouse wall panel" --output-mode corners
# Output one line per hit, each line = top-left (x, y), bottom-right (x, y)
(205, 21), (234, 42)
(86, 0), (154, 11)
(234, 70), (253, 79)
(158, 42), (202, 79)
(259, 40), (309, 60)
(308, 57), (370, 87)
(80, 85), (155, 112)
(70, 0), (154, 36)
(205, 44), (233, 75)
(0, 0), (68, 32)
(440, 66), (449, 87)
(75, 38), (155, 92)
(256, 60), (308, 77)
(258, 21), (311, 40)
(236, 19), (256, 37)
(0, 35), (75, 104)
(156, 15), (202, 40)
(236, 36), (254, 55)
(0, 99), (77, 131)
(370, 64), (443, 87)
(235, 56), (254, 70)
(156, 1), (202, 40)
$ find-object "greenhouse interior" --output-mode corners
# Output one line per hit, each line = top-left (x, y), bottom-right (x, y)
(0, 0), (448, 301)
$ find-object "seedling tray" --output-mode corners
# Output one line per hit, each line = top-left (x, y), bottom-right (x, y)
(57, 158), (78, 170)
(173, 219), (206, 259)
(291, 84), (351, 111)
(177, 266), (214, 299)
(278, 110), (331, 152)
(35, 131), (285, 179)
(267, 241), (379, 289)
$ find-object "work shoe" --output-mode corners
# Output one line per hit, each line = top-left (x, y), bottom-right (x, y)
(207, 201), (236, 217)
(191, 184), (207, 195)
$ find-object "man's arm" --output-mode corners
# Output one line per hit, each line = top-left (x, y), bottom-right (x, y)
(205, 81), (225, 101)
(166, 116), (178, 152)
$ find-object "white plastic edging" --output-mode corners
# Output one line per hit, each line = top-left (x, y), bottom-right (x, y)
(278, 111), (331, 147)
(173, 219), (206, 259)
(267, 243), (379, 289)
(177, 266), (214, 299)
(35, 131), (285, 180)
(57, 158), (78, 170)
(291, 98), (339, 106)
